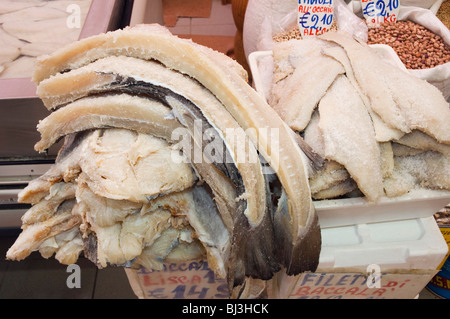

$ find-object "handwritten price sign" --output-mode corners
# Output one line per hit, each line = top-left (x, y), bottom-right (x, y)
(298, 0), (334, 37)
(361, 0), (399, 24)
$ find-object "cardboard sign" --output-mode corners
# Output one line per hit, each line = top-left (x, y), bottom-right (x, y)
(298, 0), (334, 37)
(282, 271), (437, 299)
(361, 0), (400, 24)
(125, 261), (229, 299)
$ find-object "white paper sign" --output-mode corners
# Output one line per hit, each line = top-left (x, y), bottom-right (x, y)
(298, 0), (334, 37)
(361, 0), (400, 24)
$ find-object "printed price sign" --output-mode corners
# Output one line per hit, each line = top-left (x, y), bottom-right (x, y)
(298, 0), (334, 37)
(361, 0), (399, 25)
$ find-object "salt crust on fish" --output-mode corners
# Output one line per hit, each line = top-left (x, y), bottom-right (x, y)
(318, 75), (383, 202)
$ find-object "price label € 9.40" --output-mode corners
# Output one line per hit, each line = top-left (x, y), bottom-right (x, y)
(298, 0), (334, 37)
(361, 0), (399, 25)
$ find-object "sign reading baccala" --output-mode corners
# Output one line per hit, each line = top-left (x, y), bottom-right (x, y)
(361, 0), (399, 25)
(298, 0), (334, 37)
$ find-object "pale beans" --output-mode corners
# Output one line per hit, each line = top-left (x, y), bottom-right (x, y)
(367, 20), (450, 69)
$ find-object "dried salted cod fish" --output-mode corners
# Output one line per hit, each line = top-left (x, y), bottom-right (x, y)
(320, 44), (405, 142)
(35, 62), (277, 286)
(35, 94), (181, 151)
(270, 39), (345, 132)
(320, 31), (450, 144)
(32, 23), (321, 278)
(18, 131), (91, 205)
(6, 199), (80, 261)
(395, 131), (450, 156)
(0, 56), (35, 78)
(76, 129), (195, 203)
(319, 31), (410, 134)
(21, 182), (76, 225)
(0, 45), (20, 72)
(134, 227), (204, 271)
(318, 75), (383, 202)
(272, 54), (344, 132)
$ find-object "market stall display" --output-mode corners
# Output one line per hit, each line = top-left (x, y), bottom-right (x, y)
(2, 0), (449, 300)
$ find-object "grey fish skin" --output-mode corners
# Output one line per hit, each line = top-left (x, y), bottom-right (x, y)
(162, 87), (280, 287)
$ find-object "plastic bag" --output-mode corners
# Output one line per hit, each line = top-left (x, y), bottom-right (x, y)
(399, 6), (450, 100)
(350, 3), (450, 100)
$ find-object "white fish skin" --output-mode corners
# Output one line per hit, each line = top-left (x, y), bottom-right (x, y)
(318, 75), (383, 202)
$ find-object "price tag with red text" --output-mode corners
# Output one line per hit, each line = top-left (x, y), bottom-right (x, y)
(298, 0), (334, 37)
(361, 0), (399, 25)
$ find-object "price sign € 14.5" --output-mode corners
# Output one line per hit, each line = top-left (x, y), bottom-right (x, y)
(361, 0), (399, 25)
(298, 0), (334, 37)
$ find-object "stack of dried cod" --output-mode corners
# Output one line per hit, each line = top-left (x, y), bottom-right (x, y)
(269, 31), (450, 202)
(6, 24), (322, 297)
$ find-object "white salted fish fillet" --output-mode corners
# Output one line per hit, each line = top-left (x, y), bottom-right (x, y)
(75, 129), (195, 203)
(380, 63), (450, 144)
(394, 130), (450, 156)
(319, 31), (410, 134)
(384, 151), (450, 197)
(318, 75), (383, 202)
(135, 227), (204, 271)
(75, 183), (141, 228)
(38, 227), (83, 265)
(320, 44), (405, 142)
(17, 131), (92, 205)
(272, 54), (345, 132)
(21, 182), (76, 225)
(6, 200), (81, 261)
